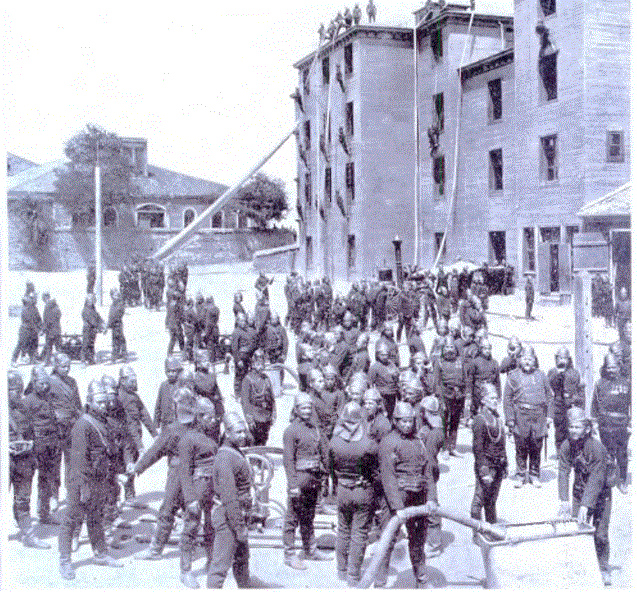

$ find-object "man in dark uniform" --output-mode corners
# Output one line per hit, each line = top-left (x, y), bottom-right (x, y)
(232, 312), (254, 398)
(241, 349), (276, 446)
(557, 407), (613, 586)
(49, 353), (82, 508)
(204, 296), (221, 361)
(283, 392), (331, 570)
(41, 292), (62, 365)
(378, 322), (399, 367)
(117, 366), (157, 502)
(183, 296), (197, 362)
(208, 411), (253, 588)
(133, 387), (193, 560)
(178, 396), (219, 588)
(592, 353), (630, 495)
(548, 347), (585, 453)
(12, 294), (41, 365)
(154, 355), (184, 430)
(22, 365), (61, 524)
(376, 401), (439, 588)
(9, 370), (50, 549)
(434, 336), (469, 459)
(368, 340), (400, 420)
(253, 293), (272, 351)
(59, 379), (123, 580)
(81, 293), (104, 366)
(504, 346), (553, 487)
(166, 281), (185, 356)
(107, 287), (127, 363)
(265, 313), (289, 372)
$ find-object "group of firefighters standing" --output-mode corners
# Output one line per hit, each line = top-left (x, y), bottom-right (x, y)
(8, 264), (631, 588)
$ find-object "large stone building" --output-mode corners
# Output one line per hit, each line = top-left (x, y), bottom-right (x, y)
(293, 0), (630, 293)
(7, 138), (295, 271)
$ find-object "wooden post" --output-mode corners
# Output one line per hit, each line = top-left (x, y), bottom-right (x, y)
(94, 164), (102, 307)
(573, 271), (594, 414)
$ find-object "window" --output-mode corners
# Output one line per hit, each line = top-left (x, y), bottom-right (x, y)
(606, 131), (625, 163)
(489, 148), (503, 191)
(322, 57), (330, 85)
(212, 212), (223, 228)
(488, 231), (506, 264)
(539, 52), (557, 102)
(73, 208), (96, 227)
(183, 208), (195, 228)
(238, 213), (247, 229)
(302, 69), (310, 95)
(304, 120), (311, 151)
(103, 206), (117, 228)
(346, 102), (354, 137)
(539, 0), (556, 17)
(431, 28), (443, 60)
(434, 232), (447, 260)
(540, 134), (558, 181)
(305, 172), (312, 206)
(540, 226), (560, 242)
(433, 155), (445, 197)
(324, 168), (332, 203)
(524, 227), (536, 271)
(565, 225), (579, 244)
(136, 204), (165, 229)
(345, 162), (355, 203)
(488, 78), (502, 122)
(344, 44), (353, 76)
(433, 93), (444, 131)
(347, 235), (356, 270)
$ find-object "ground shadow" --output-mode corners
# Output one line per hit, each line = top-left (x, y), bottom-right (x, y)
(539, 469), (556, 483)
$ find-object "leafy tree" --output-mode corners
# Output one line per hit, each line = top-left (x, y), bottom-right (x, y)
(54, 124), (136, 218)
(233, 172), (288, 228)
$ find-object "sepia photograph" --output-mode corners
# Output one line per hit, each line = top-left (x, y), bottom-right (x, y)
(2, 0), (631, 588)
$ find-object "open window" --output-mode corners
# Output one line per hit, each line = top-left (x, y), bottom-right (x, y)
(344, 44), (353, 76)
(539, 52), (557, 102)
(540, 134), (558, 182)
(345, 162), (355, 204)
(433, 93), (444, 131)
(183, 208), (195, 228)
(489, 148), (503, 192)
(433, 155), (445, 198)
(103, 206), (117, 228)
(136, 204), (166, 229)
(488, 78), (502, 122)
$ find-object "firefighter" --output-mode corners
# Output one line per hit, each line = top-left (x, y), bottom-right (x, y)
(178, 396), (219, 589)
(231, 312), (254, 398)
(193, 349), (224, 443)
(592, 353), (630, 495)
(154, 355), (184, 430)
(59, 379), (123, 580)
(548, 347), (585, 452)
(503, 346), (553, 488)
(470, 384), (508, 525)
(107, 287), (127, 363)
(369, 340), (400, 420)
(9, 370), (50, 549)
(466, 338), (502, 419)
(557, 407), (613, 586)
(81, 293), (104, 366)
(207, 411), (253, 588)
(283, 392), (332, 570)
(330, 401), (378, 585)
(40, 292), (62, 366)
(240, 349), (276, 446)
(204, 296), (221, 362)
(376, 401), (438, 588)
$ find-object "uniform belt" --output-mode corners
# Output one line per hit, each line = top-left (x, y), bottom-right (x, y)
(336, 472), (371, 488)
(396, 475), (425, 491)
(517, 403), (543, 410)
(296, 458), (320, 471)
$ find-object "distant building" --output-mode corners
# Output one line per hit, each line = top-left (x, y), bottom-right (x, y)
(293, 0), (630, 293)
(6, 139), (294, 270)
(7, 152), (38, 176)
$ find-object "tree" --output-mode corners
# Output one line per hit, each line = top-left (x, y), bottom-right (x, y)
(233, 172), (288, 229)
(54, 124), (136, 219)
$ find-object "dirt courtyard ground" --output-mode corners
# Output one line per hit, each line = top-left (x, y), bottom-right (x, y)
(1, 265), (632, 589)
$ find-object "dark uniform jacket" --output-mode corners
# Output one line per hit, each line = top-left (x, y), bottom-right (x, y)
(380, 429), (438, 511)
(69, 412), (113, 483)
(309, 391), (340, 439)
(42, 300), (61, 336)
(367, 412), (392, 444)
(558, 435), (610, 507)
(49, 372), (82, 426)
(433, 357), (469, 400)
(179, 427), (218, 504)
(499, 354), (518, 375)
(347, 350), (371, 382)
(472, 411), (507, 479)
(368, 361), (399, 398)
(503, 369), (553, 437)
(212, 444), (253, 535)
(231, 327), (254, 362)
(329, 432), (378, 486)
(283, 416), (328, 491)
(265, 324), (289, 361)
(20, 301), (42, 333)
(154, 380), (179, 429)
(591, 376), (631, 427)
(135, 421), (188, 474)
(117, 386), (157, 453)
(22, 388), (59, 447)
(548, 366), (585, 408)
(466, 355), (502, 398)
(82, 303), (103, 332)
(107, 299), (125, 330)
(240, 370), (275, 425)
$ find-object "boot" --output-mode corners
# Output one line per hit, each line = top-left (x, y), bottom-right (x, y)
(601, 570), (612, 586)
(528, 475), (542, 488)
(284, 553), (307, 570)
(93, 554), (123, 567)
(180, 571), (200, 589)
(347, 575), (361, 587)
(23, 532), (51, 549)
(135, 547), (163, 560)
(59, 561), (75, 580)
(513, 474), (525, 488)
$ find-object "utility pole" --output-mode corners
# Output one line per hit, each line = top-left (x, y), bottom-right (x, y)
(95, 142), (102, 306)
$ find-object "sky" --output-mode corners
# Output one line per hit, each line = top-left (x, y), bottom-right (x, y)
(3, 0), (513, 221)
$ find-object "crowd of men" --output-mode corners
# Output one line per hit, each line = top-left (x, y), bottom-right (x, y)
(8, 264), (631, 588)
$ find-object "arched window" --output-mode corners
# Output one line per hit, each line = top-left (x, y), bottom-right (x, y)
(103, 206), (117, 228)
(136, 203), (166, 229)
(212, 211), (223, 228)
(183, 208), (196, 228)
